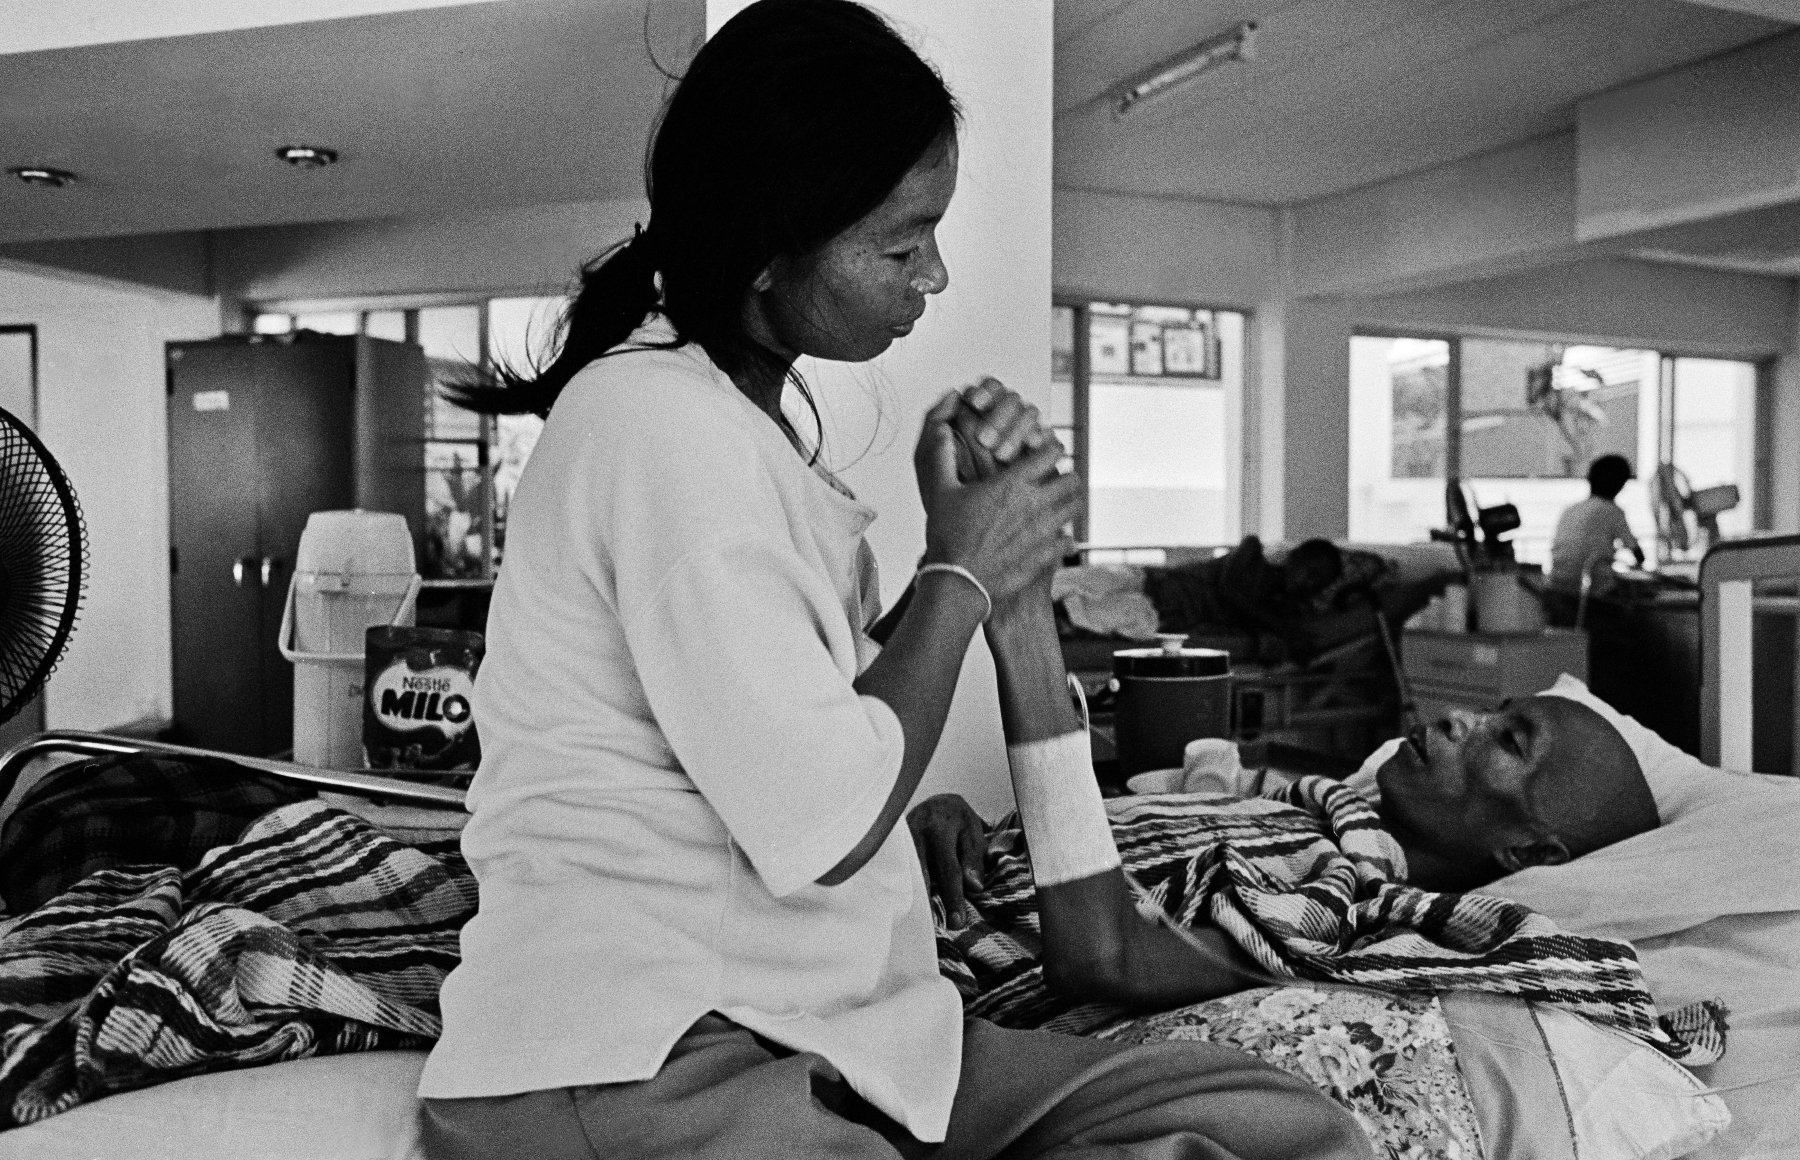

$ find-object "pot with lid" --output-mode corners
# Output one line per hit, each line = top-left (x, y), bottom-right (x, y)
(1112, 633), (1233, 776)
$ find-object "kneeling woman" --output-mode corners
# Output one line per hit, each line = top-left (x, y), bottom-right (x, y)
(417, 2), (1372, 1157)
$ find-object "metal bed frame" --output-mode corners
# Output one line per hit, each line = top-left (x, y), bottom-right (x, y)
(0, 730), (468, 817)
(1698, 533), (1800, 773)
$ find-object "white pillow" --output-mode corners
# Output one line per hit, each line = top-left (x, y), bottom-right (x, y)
(1491, 676), (1800, 1160)
(1498, 675), (1800, 942)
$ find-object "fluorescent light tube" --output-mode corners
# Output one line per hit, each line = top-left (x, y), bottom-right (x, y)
(1114, 21), (1257, 118)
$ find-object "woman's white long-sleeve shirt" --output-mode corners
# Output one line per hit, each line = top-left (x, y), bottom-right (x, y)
(418, 321), (965, 1140)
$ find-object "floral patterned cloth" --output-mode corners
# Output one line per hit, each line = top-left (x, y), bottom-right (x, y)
(1095, 985), (1485, 1160)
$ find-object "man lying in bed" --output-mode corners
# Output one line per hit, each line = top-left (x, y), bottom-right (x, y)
(908, 692), (1662, 1015)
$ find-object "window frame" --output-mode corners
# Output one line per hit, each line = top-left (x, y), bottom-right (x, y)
(1349, 328), (1770, 558)
(1055, 294), (1251, 550)
(253, 296), (562, 579)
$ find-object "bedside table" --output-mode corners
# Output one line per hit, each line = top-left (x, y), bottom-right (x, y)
(1402, 629), (1588, 718)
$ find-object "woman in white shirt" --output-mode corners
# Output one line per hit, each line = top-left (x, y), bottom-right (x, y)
(418, 2), (1371, 1158)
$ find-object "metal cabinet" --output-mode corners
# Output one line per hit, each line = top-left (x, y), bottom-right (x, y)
(167, 333), (425, 756)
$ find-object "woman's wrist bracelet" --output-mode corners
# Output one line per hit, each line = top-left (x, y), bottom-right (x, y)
(916, 562), (993, 623)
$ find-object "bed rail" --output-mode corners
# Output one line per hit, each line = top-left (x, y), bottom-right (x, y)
(1698, 534), (1800, 771)
(0, 730), (468, 813)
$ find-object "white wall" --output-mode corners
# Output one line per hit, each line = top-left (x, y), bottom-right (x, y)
(0, 262), (221, 730)
(1577, 30), (1800, 239)
(1053, 189), (1278, 309)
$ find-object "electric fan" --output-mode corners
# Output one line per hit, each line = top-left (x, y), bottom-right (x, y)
(1653, 463), (1739, 557)
(0, 406), (87, 726)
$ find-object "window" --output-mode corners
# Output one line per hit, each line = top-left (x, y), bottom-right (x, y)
(1348, 334), (1757, 563)
(252, 296), (566, 579)
(1054, 300), (1246, 553)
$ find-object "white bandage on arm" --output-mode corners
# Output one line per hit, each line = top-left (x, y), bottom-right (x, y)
(1007, 730), (1121, 887)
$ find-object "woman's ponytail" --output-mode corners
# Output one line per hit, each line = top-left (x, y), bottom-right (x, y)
(449, 226), (664, 418)
(453, 0), (958, 425)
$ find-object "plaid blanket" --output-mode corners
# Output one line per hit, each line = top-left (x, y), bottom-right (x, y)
(0, 753), (311, 913)
(935, 777), (1728, 1065)
(0, 800), (475, 1126)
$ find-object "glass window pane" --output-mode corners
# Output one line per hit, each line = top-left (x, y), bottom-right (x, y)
(1051, 305), (1074, 384)
(493, 413), (545, 568)
(364, 310), (407, 342)
(292, 310), (359, 336)
(416, 305), (483, 365)
(1049, 379), (1073, 429)
(1084, 303), (1239, 548)
(1669, 357), (1756, 542)
(1459, 339), (1657, 565)
(1348, 336), (1450, 544)
(252, 313), (293, 335)
(488, 296), (567, 377)
(418, 305), (485, 443)
(423, 443), (489, 579)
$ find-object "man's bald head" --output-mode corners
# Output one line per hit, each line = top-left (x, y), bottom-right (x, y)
(1375, 696), (1657, 890)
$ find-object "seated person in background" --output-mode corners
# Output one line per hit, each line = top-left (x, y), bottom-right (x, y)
(909, 692), (1661, 1012)
(1548, 453), (1645, 597)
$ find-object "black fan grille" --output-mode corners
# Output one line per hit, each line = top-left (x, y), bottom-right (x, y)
(0, 408), (86, 727)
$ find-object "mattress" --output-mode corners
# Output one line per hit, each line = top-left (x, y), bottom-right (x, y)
(0, 1051), (429, 1160)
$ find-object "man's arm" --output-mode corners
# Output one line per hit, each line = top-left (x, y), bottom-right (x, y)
(986, 598), (1262, 1007)
(1615, 509), (1646, 568)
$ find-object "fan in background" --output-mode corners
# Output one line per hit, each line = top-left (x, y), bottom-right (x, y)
(0, 408), (87, 726)
(1433, 479), (1521, 570)
(1653, 463), (1739, 557)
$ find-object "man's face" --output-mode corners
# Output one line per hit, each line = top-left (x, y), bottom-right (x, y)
(1376, 697), (1624, 869)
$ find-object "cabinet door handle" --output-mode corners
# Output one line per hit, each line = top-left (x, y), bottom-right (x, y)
(261, 557), (275, 589)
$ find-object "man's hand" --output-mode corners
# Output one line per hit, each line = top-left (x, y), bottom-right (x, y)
(906, 793), (988, 928)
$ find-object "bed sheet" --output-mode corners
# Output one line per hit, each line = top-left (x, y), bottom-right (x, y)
(0, 1051), (429, 1160)
(1486, 750), (1800, 1160)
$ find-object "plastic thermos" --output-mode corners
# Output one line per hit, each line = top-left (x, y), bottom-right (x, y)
(278, 510), (421, 768)
(1112, 634), (1233, 776)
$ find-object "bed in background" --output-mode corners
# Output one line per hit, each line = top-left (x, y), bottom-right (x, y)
(1058, 539), (1462, 772)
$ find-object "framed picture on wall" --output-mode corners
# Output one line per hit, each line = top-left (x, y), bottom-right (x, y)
(1129, 322), (1164, 376)
(1089, 314), (1130, 376)
(1162, 313), (1220, 379)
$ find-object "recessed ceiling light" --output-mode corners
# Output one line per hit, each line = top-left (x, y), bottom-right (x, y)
(276, 146), (338, 169)
(9, 166), (77, 188)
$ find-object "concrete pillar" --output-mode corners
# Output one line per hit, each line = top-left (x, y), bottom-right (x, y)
(1769, 294), (1800, 534)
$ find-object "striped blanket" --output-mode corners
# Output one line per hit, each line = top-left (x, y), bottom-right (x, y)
(0, 800), (475, 1127)
(935, 777), (1728, 1064)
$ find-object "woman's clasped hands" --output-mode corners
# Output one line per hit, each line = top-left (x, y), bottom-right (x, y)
(914, 377), (1080, 615)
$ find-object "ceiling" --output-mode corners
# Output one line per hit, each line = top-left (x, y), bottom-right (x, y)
(1627, 200), (1800, 277)
(0, 0), (699, 245)
(0, 0), (1794, 261)
(1053, 0), (1785, 205)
